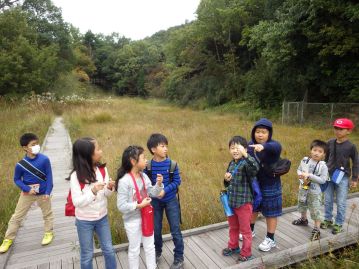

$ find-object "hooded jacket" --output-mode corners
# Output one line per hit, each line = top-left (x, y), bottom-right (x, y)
(248, 118), (282, 185)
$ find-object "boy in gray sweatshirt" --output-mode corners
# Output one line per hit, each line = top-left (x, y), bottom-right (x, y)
(292, 140), (328, 241)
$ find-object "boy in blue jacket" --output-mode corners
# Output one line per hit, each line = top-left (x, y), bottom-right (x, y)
(0, 133), (54, 253)
(145, 133), (184, 269)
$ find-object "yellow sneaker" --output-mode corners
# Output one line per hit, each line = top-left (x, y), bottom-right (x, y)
(41, 232), (54, 246)
(0, 239), (13, 253)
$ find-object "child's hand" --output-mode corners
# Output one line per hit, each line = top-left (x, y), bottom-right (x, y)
(350, 181), (358, 188)
(249, 144), (264, 152)
(107, 179), (115, 190)
(236, 145), (248, 158)
(28, 189), (37, 195)
(139, 197), (152, 208)
(224, 172), (232, 182)
(157, 190), (165, 199)
(302, 172), (309, 179)
(156, 174), (163, 186)
(92, 182), (105, 194)
(42, 195), (50, 201)
(303, 178), (310, 186)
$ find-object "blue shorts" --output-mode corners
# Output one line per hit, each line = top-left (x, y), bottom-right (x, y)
(255, 180), (282, 217)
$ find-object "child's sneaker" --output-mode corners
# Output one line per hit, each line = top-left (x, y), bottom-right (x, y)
(320, 220), (333, 229)
(332, 224), (343, 234)
(222, 247), (240, 256)
(0, 239), (13, 253)
(41, 232), (54, 245)
(155, 252), (161, 263)
(310, 228), (320, 241)
(292, 217), (309, 226)
(239, 231), (256, 241)
(258, 236), (276, 252)
(170, 259), (184, 269)
(237, 254), (253, 263)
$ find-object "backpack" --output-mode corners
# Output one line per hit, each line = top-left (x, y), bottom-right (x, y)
(258, 156), (291, 177)
(145, 160), (182, 223)
(65, 166), (106, 216)
(304, 158), (328, 192)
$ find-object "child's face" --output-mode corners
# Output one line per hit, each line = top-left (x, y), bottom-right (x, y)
(134, 153), (147, 171)
(23, 139), (39, 155)
(92, 140), (103, 164)
(229, 143), (246, 160)
(310, 146), (325, 162)
(254, 128), (269, 144)
(151, 143), (168, 158)
(334, 127), (351, 139)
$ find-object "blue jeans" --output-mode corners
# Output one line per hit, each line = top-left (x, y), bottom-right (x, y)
(76, 215), (117, 269)
(324, 176), (349, 225)
(152, 197), (184, 262)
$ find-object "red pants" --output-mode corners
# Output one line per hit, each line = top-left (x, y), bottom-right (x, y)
(227, 203), (252, 257)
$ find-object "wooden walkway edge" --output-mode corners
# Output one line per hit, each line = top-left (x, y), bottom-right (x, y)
(2, 117), (359, 269)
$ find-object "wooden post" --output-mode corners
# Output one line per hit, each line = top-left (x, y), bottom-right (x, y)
(282, 102), (285, 124)
(300, 101), (305, 124)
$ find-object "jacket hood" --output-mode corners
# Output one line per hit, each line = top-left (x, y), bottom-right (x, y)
(251, 118), (273, 143)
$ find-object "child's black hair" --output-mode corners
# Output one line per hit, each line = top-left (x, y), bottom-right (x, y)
(228, 136), (248, 149)
(66, 137), (97, 184)
(147, 133), (168, 155)
(115, 145), (145, 191)
(310, 139), (328, 153)
(20, 133), (39, 147)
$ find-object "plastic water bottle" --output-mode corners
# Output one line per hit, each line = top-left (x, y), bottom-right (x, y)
(332, 167), (345, 185)
(220, 191), (234, 217)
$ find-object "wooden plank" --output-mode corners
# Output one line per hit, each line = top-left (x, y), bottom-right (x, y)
(253, 217), (295, 251)
(72, 256), (80, 269)
(227, 226), (359, 269)
(116, 251), (129, 269)
(183, 237), (220, 268)
(37, 262), (50, 269)
(192, 233), (232, 267)
(49, 260), (61, 269)
(61, 258), (74, 269)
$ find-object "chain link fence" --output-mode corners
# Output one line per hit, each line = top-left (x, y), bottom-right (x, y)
(282, 102), (359, 128)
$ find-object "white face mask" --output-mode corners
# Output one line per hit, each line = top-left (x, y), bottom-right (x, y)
(30, 145), (41, 155)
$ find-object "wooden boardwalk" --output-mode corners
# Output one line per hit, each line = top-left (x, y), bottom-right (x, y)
(2, 117), (359, 269)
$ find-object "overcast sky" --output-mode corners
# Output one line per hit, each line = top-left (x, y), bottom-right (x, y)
(52, 0), (201, 40)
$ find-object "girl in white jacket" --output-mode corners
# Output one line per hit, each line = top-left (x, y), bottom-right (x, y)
(69, 137), (116, 269)
(116, 145), (163, 269)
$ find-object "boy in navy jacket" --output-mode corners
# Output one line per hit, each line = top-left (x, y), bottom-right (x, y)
(0, 133), (54, 253)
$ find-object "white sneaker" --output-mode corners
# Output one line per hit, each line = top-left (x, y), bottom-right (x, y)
(258, 236), (276, 252)
(239, 231), (256, 241)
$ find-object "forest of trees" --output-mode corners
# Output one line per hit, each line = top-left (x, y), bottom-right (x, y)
(1, 0), (358, 109)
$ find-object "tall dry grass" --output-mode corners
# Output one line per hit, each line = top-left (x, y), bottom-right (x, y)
(62, 97), (359, 244)
(0, 100), (53, 241)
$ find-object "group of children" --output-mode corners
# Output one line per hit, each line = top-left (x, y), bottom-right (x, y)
(223, 117), (358, 263)
(0, 117), (357, 268)
(0, 133), (184, 269)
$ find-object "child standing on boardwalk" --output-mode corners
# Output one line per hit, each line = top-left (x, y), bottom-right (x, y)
(248, 118), (282, 252)
(0, 133), (54, 253)
(321, 118), (359, 234)
(292, 140), (329, 240)
(69, 137), (117, 269)
(222, 136), (259, 262)
(145, 133), (184, 269)
(116, 145), (163, 269)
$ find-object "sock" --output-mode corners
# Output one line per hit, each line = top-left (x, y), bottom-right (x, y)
(250, 223), (255, 231)
(267, 232), (274, 240)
